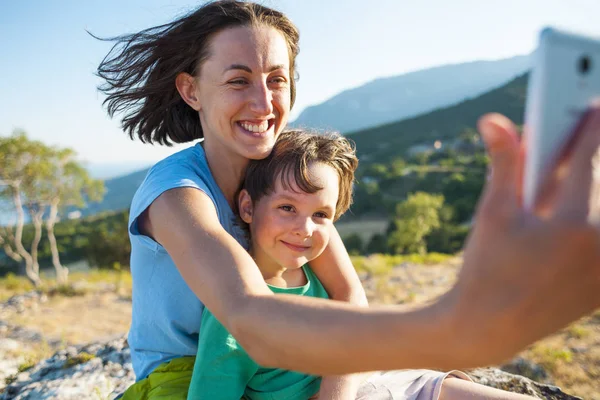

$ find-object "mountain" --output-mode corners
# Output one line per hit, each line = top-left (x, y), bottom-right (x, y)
(350, 73), (528, 164)
(291, 55), (530, 134)
(79, 168), (150, 217)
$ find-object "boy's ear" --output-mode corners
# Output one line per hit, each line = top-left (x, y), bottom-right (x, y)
(238, 189), (254, 224)
(175, 72), (202, 111)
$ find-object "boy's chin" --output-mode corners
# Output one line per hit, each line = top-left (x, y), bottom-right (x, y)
(283, 258), (309, 270)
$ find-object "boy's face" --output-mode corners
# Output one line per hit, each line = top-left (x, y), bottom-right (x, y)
(240, 162), (339, 270)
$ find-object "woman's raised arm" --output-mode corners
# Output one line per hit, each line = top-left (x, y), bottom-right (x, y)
(141, 112), (600, 376)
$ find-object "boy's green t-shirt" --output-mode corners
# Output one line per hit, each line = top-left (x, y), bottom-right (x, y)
(187, 265), (329, 400)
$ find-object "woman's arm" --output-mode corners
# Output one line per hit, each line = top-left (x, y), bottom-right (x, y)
(143, 110), (600, 375)
(143, 187), (455, 375)
(308, 227), (368, 398)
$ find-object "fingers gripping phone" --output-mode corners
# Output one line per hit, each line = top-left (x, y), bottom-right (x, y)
(523, 27), (600, 210)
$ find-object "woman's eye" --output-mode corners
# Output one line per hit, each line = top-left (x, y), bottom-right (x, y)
(313, 212), (329, 219)
(269, 76), (287, 85)
(229, 79), (248, 85)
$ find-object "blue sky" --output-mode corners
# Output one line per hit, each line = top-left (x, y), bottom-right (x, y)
(1, 0), (598, 164)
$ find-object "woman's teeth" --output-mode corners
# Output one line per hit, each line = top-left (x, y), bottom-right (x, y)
(240, 121), (269, 133)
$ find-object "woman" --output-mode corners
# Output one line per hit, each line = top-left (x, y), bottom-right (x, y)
(97, 1), (600, 398)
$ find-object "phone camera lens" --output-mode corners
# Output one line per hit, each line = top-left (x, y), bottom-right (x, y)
(578, 55), (592, 75)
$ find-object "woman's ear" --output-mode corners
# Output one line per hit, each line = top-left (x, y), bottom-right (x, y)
(175, 72), (202, 111)
(238, 189), (254, 224)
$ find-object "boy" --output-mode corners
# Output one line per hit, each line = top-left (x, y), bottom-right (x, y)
(187, 129), (359, 400)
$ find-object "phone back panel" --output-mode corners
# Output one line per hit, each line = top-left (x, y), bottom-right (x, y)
(523, 28), (600, 209)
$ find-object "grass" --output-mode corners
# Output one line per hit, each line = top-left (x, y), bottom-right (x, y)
(0, 273), (35, 302)
(351, 252), (454, 275)
(0, 268), (133, 302)
(566, 324), (592, 339)
(531, 344), (574, 373)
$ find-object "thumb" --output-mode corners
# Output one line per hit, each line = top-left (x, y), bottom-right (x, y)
(475, 113), (521, 220)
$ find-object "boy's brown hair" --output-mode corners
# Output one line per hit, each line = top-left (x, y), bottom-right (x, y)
(242, 129), (358, 221)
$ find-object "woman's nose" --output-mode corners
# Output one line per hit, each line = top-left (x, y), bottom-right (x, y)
(249, 81), (274, 115)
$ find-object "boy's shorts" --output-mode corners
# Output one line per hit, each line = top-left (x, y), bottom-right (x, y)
(356, 369), (472, 400)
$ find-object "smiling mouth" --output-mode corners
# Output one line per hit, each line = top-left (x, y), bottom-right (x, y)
(237, 119), (275, 135)
(281, 241), (310, 252)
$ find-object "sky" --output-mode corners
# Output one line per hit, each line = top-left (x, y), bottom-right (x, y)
(1, 0), (599, 166)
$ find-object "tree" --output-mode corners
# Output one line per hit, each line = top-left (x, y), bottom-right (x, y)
(0, 132), (49, 285)
(389, 157), (407, 177)
(34, 148), (104, 284)
(0, 131), (104, 285)
(366, 233), (389, 255)
(342, 233), (364, 255)
(387, 192), (444, 255)
(85, 211), (130, 269)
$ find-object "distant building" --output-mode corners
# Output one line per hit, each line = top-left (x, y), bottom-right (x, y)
(67, 210), (82, 220)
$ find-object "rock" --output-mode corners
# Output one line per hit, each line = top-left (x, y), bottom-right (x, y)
(1, 336), (134, 400)
(0, 292), (46, 318)
(0, 336), (582, 400)
(468, 368), (582, 399)
(500, 357), (550, 384)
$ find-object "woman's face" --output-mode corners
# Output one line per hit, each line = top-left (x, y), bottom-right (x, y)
(195, 25), (292, 161)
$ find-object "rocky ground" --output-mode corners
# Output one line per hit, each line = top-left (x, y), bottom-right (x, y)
(0, 260), (597, 399)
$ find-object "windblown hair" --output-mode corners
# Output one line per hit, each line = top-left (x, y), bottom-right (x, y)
(242, 130), (359, 221)
(95, 0), (299, 145)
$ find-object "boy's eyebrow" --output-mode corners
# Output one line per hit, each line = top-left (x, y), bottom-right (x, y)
(273, 193), (336, 212)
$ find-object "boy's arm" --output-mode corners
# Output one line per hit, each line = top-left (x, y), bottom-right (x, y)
(309, 226), (368, 399)
(309, 225), (368, 306)
(188, 310), (258, 400)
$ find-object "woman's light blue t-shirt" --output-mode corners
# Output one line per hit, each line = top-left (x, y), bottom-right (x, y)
(127, 143), (248, 380)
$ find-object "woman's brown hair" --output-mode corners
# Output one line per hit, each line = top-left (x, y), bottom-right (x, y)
(95, 0), (299, 145)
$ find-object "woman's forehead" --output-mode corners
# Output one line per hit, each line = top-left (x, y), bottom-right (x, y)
(205, 25), (290, 71)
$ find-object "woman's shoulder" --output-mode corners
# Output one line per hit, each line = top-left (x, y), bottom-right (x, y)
(129, 143), (218, 222)
(147, 142), (206, 177)
(135, 143), (213, 192)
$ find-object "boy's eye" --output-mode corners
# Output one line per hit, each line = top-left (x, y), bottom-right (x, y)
(279, 205), (294, 212)
(313, 212), (329, 219)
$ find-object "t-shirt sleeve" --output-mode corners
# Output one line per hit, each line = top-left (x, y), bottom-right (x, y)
(187, 310), (259, 400)
(128, 159), (218, 251)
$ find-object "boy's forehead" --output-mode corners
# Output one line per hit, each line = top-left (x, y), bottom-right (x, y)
(270, 164), (340, 197)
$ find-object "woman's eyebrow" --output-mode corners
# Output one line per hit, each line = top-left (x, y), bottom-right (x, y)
(223, 63), (286, 73)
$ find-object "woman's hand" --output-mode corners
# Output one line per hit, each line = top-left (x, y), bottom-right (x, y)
(443, 110), (600, 367)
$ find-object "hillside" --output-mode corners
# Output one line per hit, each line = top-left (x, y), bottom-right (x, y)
(80, 169), (149, 217)
(292, 55), (530, 133)
(350, 73), (528, 165)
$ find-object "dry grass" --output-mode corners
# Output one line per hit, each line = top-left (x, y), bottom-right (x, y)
(7, 291), (131, 345)
(517, 316), (600, 399)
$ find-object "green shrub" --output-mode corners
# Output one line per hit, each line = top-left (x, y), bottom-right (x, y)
(64, 352), (96, 369)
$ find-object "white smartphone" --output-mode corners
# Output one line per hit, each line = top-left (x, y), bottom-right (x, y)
(523, 27), (600, 210)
